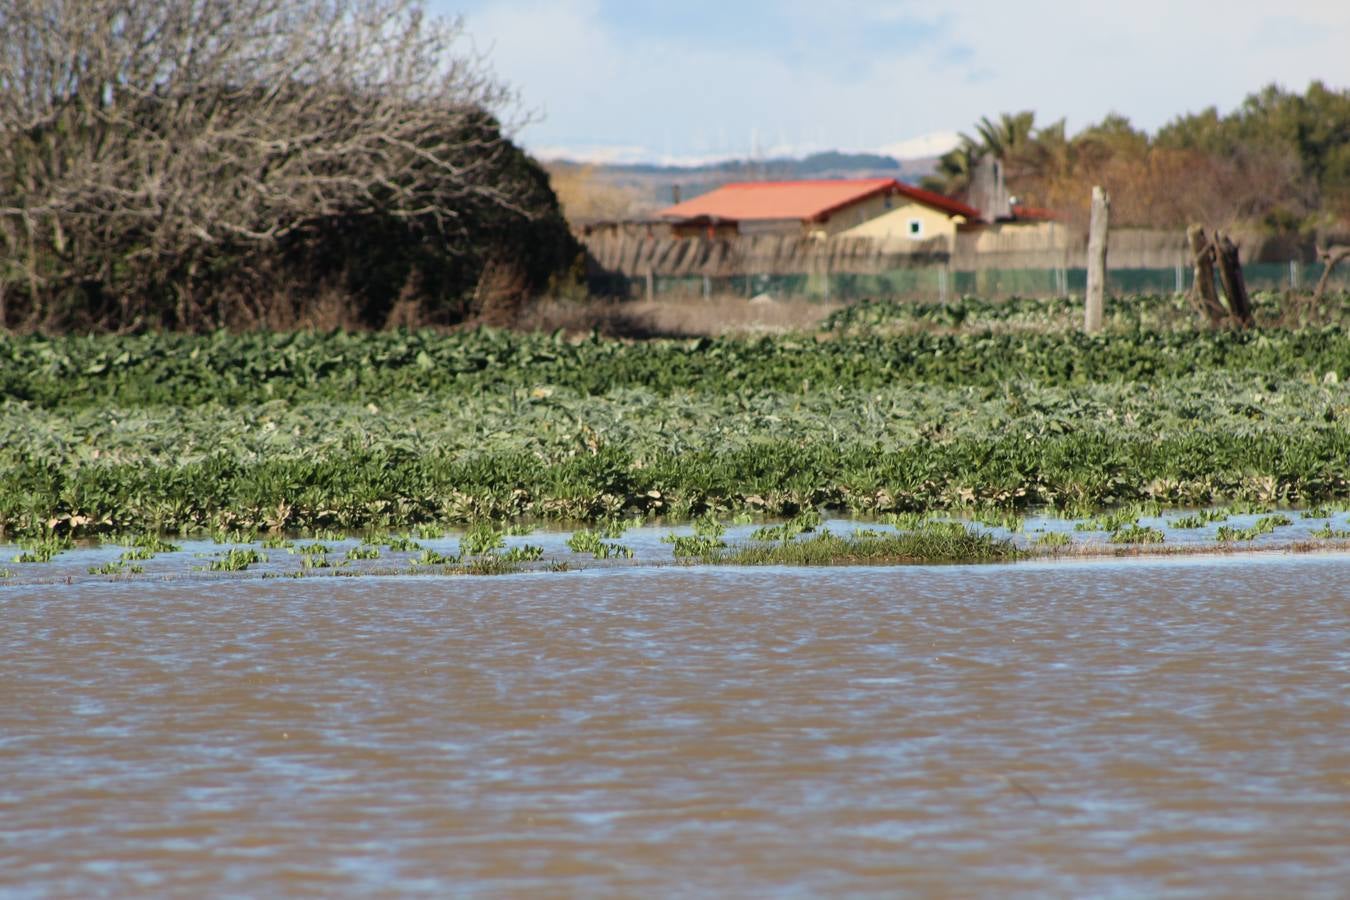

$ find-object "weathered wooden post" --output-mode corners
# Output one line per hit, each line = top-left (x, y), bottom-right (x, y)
(1084, 186), (1109, 333)
(1186, 225), (1226, 325)
(1313, 245), (1350, 302)
(1213, 231), (1254, 328)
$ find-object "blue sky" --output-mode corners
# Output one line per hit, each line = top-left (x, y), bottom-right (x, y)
(436, 0), (1350, 163)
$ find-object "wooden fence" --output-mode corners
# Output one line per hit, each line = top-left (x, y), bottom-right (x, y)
(583, 227), (1191, 280)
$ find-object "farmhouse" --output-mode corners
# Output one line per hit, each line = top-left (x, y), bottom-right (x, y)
(659, 178), (981, 242)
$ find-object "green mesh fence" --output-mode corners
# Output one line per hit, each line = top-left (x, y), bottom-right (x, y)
(596, 261), (1348, 301)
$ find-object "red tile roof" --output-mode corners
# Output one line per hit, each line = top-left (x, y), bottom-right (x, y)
(660, 178), (981, 224)
(1011, 203), (1059, 221)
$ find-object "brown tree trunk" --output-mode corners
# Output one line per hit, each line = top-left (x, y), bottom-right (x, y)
(1213, 231), (1254, 328)
(1186, 224), (1227, 325)
(1313, 245), (1350, 302)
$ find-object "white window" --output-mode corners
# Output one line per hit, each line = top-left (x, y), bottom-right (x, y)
(907, 218), (923, 238)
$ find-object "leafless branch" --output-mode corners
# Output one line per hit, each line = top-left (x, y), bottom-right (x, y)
(0, 0), (543, 325)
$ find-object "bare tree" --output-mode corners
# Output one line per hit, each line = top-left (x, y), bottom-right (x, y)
(0, 0), (544, 328)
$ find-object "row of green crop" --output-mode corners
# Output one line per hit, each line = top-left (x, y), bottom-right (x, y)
(3, 428), (1347, 538)
(2, 374), (1343, 468)
(3, 324), (1349, 408)
(819, 292), (1350, 333)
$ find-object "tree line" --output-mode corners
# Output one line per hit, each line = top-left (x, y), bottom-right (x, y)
(922, 82), (1350, 235)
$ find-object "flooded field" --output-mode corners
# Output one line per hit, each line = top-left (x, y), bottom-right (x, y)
(3, 554), (1348, 895)
(4, 508), (1350, 585)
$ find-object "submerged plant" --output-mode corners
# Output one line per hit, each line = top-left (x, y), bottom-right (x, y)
(1108, 524), (1165, 544)
(461, 556), (521, 576)
(208, 548), (266, 571)
(594, 515), (644, 539)
(750, 509), (821, 543)
(1171, 509), (1229, 528)
(664, 533), (724, 558)
(1311, 522), (1350, 539)
(721, 526), (1017, 566)
(414, 547), (457, 566)
(1215, 515), (1290, 542)
(89, 560), (144, 575)
(386, 534), (423, 552)
(567, 530), (633, 559)
(883, 511), (931, 531)
(461, 523), (506, 556)
(1034, 531), (1072, 548)
(1075, 507), (1144, 533)
(973, 508), (1024, 531)
(123, 534), (180, 553)
(13, 533), (73, 563)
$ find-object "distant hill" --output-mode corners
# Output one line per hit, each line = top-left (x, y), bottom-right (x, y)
(546, 151), (941, 220)
(612, 150), (904, 177)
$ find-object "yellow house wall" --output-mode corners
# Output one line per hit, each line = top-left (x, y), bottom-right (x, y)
(807, 192), (897, 237)
(836, 200), (958, 242)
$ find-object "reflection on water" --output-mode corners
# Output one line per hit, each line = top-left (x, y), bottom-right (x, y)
(2, 558), (1348, 895)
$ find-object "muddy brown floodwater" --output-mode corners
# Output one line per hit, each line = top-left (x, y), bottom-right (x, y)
(2, 555), (1348, 896)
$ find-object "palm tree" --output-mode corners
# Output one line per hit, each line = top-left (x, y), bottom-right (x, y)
(922, 111), (1039, 200)
(921, 139), (980, 198)
(972, 111), (1037, 162)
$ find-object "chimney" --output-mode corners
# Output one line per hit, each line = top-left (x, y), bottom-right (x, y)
(671, 184), (682, 205)
(969, 156), (1010, 223)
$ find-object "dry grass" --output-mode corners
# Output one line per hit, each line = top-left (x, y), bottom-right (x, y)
(517, 294), (842, 339)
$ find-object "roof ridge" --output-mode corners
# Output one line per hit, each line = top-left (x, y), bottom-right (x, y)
(660, 177), (981, 223)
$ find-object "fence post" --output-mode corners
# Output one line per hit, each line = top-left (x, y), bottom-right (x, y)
(1084, 186), (1110, 333)
(1289, 259), (1298, 291)
(702, 274), (711, 300)
(645, 266), (654, 303)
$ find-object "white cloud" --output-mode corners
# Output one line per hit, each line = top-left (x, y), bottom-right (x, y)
(445, 0), (1350, 162)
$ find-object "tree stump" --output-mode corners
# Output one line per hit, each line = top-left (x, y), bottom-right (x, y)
(1186, 225), (1227, 325)
(1213, 231), (1254, 328)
